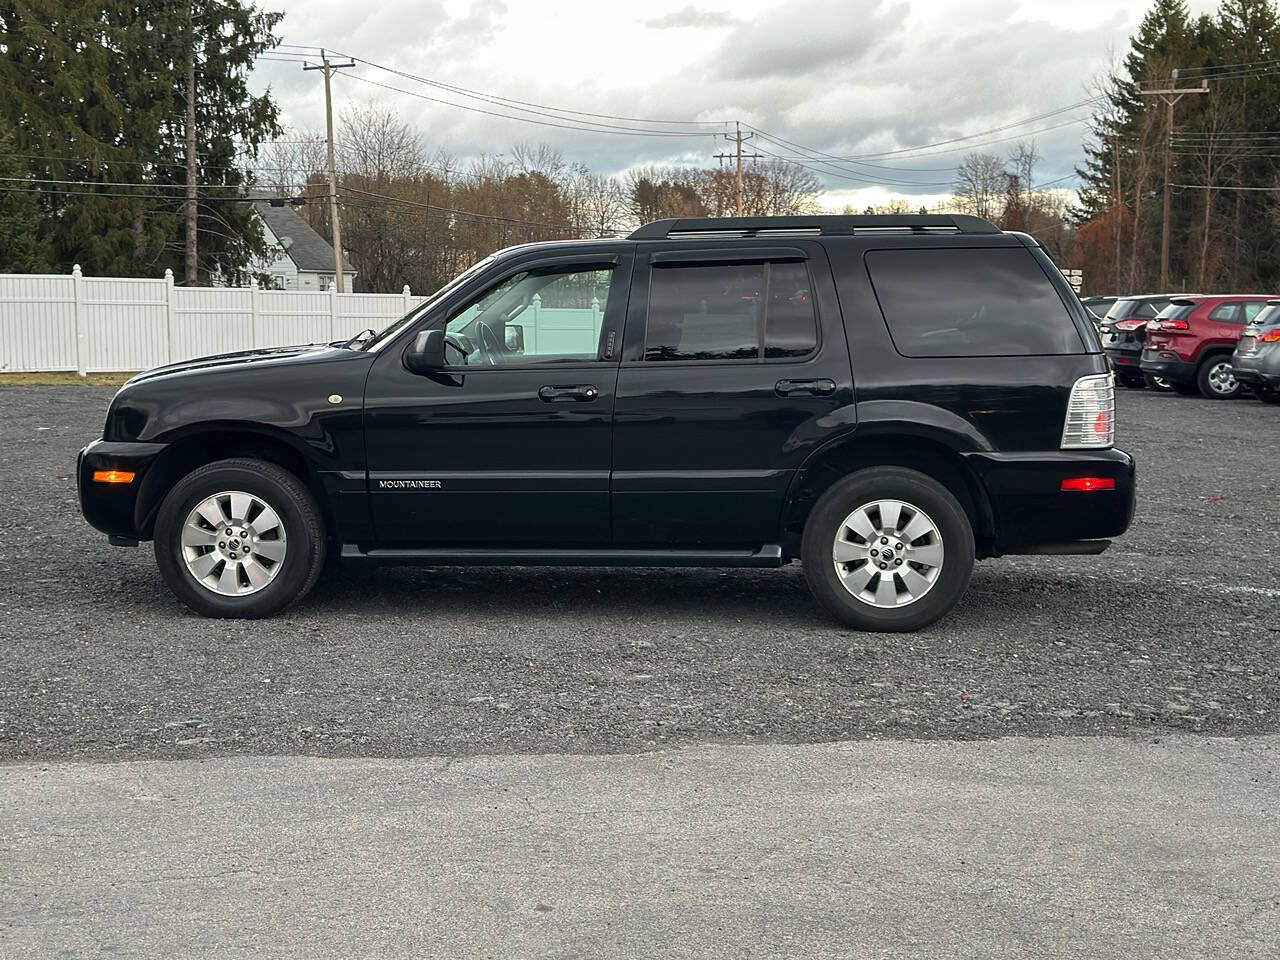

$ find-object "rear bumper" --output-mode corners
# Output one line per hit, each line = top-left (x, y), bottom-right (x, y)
(1103, 345), (1143, 375)
(78, 439), (168, 540)
(1139, 350), (1197, 383)
(1230, 349), (1280, 387)
(962, 448), (1136, 553)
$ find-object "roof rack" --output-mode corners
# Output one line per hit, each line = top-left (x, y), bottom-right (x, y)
(627, 214), (1001, 240)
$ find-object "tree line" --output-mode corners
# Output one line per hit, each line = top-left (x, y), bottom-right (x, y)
(259, 105), (822, 294)
(1074, 0), (1280, 295)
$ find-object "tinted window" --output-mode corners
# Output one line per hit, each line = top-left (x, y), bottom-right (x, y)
(644, 261), (817, 362)
(866, 248), (1085, 357)
(1208, 302), (1243, 324)
(765, 261), (818, 358)
(1243, 301), (1267, 322)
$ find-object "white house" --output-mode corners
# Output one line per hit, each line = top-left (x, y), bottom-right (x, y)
(235, 200), (356, 291)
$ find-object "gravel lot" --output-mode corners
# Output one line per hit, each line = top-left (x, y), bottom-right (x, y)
(1, 385), (1277, 761)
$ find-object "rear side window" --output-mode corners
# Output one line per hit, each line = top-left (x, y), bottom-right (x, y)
(644, 261), (817, 362)
(1209, 302), (1243, 324)
(866, 248), (1085, 357)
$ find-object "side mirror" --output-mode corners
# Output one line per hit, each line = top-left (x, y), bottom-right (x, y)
(404, 328), (447, 374)
(505, 323), (525, 353)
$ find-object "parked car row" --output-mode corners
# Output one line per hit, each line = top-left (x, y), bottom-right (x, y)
(1092, 292), (1280, 403)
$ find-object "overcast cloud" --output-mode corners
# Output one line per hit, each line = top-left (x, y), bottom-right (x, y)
(250, 0), (1219, 208)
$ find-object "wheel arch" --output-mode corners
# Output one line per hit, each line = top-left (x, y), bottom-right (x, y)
(135, 426), (328, 540)
(780, 430), (996, 557)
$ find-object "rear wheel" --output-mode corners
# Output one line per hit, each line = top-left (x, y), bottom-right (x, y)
(1197, 356), (1242, 399)
(1116, 372), (1144, 389)
(801, 467), (974, 632)
(1143, 373), (1172, 392)
(154, 458), (326, 618)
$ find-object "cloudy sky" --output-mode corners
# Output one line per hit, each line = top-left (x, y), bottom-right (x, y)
(250, 0), (1218, 209)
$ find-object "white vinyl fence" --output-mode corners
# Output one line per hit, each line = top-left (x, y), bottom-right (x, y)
(0, 266), (428, 373)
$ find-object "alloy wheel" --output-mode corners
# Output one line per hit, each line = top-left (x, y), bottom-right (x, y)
(1207, 361), (1237, 395)
(832, 499), (944, 608)
(180, 490), (287, 596)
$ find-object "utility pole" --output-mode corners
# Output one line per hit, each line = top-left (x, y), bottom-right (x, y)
(1141, 69), (1208, 290)
(184, 0), (197, 286)
(304, 50), (355, 292)
(713, 122), (763, 216)
(1113, 138), (1121, 289)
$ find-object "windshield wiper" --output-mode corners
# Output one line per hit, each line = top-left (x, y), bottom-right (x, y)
(343, 328), (376, 350)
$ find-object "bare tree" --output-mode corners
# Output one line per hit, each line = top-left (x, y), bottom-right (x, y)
(953, 153), (1007, 220)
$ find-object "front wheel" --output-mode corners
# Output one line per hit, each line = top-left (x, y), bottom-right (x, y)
(1197, 356), (1242, 399)
(801, 467), (975, 632)
(154, 458), (327, 618)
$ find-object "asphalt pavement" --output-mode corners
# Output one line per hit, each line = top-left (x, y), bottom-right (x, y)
(0, 385), (1276, 761)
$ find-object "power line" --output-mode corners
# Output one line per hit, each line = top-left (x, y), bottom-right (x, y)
(339, 73), (720, 139)
(313, 47), (730, 127)
(1169, 182), (1280, 191)
(338, 184), (573, 229)
(0, 184), (277, 202)
(749, 130), (958, 186)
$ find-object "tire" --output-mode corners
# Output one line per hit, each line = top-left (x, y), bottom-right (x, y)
(154, 458), (326, 618)
(801, 466), (975, 632)
(1196, 355), (1242, 399)
(1143, 373), (1172, 392)
(1170, 380), (1199, 396)
(1117, 373), (1144, 389)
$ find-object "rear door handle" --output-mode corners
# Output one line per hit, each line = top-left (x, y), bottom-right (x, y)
(538, 384), (599, 402)
(775, 378), (836, 397)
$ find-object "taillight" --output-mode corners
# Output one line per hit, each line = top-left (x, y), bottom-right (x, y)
(1114, 319), (1145, 331)
(1161, 319), (1190, 330)
(1061, 477), (1116, 492)
(1061, 373), (1115, 449)
(1259, 328), (1280, 343)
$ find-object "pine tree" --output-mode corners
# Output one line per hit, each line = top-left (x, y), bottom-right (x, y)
(0, 120), (50, 271)
(0, 1), (281, 279)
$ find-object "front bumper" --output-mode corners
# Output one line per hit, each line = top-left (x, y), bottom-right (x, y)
(962, 448), (1136, 552)
(1139, 349), (1197, 383)
(78, 439), (168, 540)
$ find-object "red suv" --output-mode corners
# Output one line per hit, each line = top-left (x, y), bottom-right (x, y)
(1139, 294), (1275, 399)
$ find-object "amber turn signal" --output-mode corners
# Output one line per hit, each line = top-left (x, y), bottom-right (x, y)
(92, 469), (136, 484)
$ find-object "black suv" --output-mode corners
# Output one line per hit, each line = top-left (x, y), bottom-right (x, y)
(78, 215), (1135, 631)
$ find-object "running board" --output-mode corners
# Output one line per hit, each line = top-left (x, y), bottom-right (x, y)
(340, 544), (787, 568)
(1004, 540), (1112, 556)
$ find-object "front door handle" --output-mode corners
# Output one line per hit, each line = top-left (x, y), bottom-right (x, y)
(775, 378), (836, 397)
(538, 384), (599, 403)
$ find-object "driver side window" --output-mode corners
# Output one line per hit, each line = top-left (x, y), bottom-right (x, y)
(444, 265), (615, 365)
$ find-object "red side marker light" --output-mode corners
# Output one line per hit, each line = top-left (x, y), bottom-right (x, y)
(1061, 477), (1115, 492)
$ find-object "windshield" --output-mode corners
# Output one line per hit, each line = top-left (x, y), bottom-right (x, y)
(360, 256), (497, 351)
